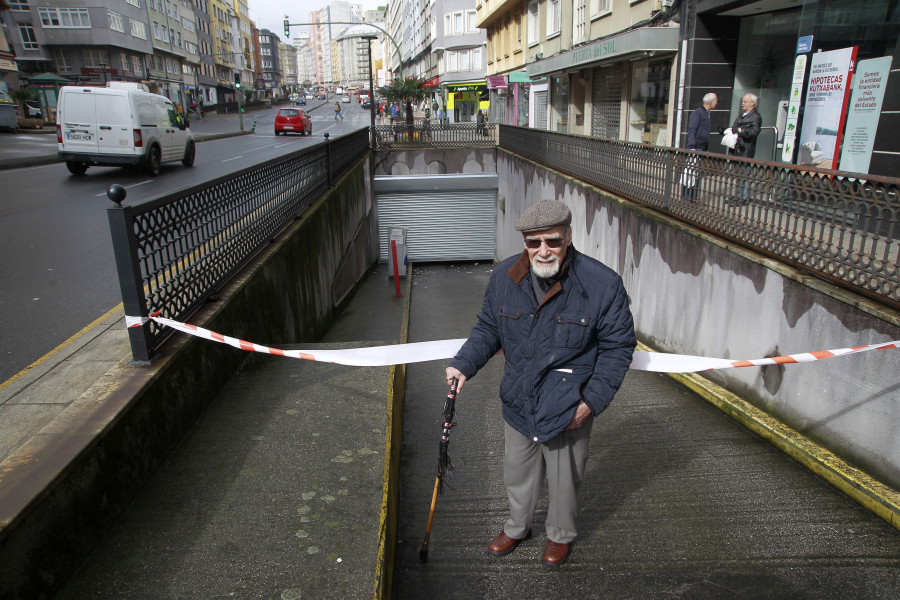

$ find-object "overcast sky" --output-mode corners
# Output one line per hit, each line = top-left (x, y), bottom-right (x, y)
(249, 0), (385, 41)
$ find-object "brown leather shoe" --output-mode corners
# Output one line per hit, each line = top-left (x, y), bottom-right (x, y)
(542, 539), (570, 566)
(488, 529), (530, 556)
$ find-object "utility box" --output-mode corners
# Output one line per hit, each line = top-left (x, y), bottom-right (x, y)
(388, 226), (408, 277)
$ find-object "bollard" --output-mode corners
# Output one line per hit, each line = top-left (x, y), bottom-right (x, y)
(251, 120), (256, 133)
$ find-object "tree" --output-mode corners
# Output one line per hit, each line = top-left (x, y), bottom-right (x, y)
(378, 76), (427, 126)
(11, 87), (38, 120)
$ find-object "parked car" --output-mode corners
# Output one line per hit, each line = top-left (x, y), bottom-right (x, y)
(341, 95), (351, 103)
(274, 108), (312, 136)
(56, 82), (194, 176)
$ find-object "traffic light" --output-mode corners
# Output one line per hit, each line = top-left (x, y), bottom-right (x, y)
(284, 17), (290, 39)
(234, 73), (241, 88)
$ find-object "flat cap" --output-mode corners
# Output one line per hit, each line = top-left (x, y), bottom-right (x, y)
(514, 200), (572, 232)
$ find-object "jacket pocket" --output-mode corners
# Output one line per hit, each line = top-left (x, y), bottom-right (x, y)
(553, 311), (591, 349)
(499, 303), (524, 343)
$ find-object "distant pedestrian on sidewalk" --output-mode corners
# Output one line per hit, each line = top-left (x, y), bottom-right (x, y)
(334, 102), (343, 120)
(681, 92), (717, 202)
(445, 199), (636, 567)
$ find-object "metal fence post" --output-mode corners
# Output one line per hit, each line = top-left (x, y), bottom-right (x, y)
(107, 196), (154, 364)
(324, 132), (333, 188)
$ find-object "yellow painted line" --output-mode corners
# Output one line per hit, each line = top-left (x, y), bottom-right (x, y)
(640, 341), (900, 532)
(0, 303), (123, 393)
(375, 263), (413, 600)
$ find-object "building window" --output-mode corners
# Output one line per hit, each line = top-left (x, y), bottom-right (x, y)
(82, 48), (111, 68)
(591, 0), (611, 18)
(453, 12), (464, 35)
(108, 10), (125, 33)
(38, 7), (91, 28)
(516, 15), (522, 51)
(547, 0), (561, 37)
(126, 0), (142, 7)
(467, 10), (477, 32)
(132, 55), (143, 74)
(54, 49), (72, 72)
(9, 1), (30, 11)
(574, 0), (586, 43)
(472, 47), (482, 69)
(130, 19), (147, 39)
(527, 2), (538, 46)
(19, 25), (38, 50)
(120, 52), (129, 71)
(444, 14), (451, 35)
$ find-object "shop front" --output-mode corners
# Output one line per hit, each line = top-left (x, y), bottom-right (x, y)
(444, 81), (488, 123)
(526, 25), (679, 143)
(487, 71), (534, 127)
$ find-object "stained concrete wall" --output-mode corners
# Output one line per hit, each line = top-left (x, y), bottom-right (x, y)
(493, 150), (900, 490)
(0, 159), (379, 600)
(374, 149), (497, 176)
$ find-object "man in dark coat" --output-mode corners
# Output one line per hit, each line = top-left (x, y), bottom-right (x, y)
(446, 200), (636, 566)
(682, 92), (717, 201)
(729, 93), (762, 203)
(730, 93), (762, 158)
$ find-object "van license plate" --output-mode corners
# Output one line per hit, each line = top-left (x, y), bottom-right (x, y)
(66, 133), (93, 141)
(283, 126), (293, 129)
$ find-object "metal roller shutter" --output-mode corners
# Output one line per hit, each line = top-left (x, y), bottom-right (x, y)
(591, 64), (624, 139)
(375, 174), (497, 263)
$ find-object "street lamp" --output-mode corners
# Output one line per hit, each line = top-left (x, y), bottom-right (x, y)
(360, 34), (377, 149)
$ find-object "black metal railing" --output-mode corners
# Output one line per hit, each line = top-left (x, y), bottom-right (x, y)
(373, 122), (497, 149)
(108, 128), (370, 362)
(500, 125), (900, 308)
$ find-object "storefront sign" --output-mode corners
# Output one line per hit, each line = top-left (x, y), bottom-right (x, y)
(796, 35), (813, 54)
(0, 58), (18, 71)
(526, 26), (679, 77)
(508, 71), (531, 83)
(487, 75), (508, 89)
(798, 46), (858, 169)
(838, 56), (892, 174)
(782, 54), (807, 162)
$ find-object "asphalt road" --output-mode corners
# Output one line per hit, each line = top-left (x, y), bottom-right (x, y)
(0, 101), (373, 383)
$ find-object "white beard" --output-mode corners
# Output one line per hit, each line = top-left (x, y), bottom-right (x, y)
(531, 256), (560, 278)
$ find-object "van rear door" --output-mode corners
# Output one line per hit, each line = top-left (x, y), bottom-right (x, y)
(59, 89), (99, 154)
(95, 93), (134, 156)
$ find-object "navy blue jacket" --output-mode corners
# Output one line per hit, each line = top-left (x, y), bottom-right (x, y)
(449, 247), (636, 443)
(687, 105), (711, 151)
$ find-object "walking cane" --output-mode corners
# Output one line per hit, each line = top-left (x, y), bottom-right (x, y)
(419, 378), (459, 562)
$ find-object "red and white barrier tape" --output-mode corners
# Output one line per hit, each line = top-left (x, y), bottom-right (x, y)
(125, 314), (898, 373)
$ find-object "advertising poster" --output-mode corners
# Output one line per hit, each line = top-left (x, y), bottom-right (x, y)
(798, 46), (858, 169)
(838, 56), (893, 174)
(782, 54), (808, 162)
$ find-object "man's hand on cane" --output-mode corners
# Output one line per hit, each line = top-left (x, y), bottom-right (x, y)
(445, 367), (467, 392)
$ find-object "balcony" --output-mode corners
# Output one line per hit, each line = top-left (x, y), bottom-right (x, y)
(476, 0), (522, 29)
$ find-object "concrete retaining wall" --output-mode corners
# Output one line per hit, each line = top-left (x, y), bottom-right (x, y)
(0, 159), (378, 600)
(494, 150), (900, 490)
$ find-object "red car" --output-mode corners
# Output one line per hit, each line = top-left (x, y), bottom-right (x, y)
(274, 108), (312, 136)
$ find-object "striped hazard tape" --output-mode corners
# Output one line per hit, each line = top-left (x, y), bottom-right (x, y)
(125, 314), (899, 373)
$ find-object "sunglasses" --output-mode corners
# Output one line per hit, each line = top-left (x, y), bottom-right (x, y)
(524, 237), (565, 249)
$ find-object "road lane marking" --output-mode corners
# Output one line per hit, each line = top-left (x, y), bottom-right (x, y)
(94, 179), (154, 197)
(222, 156), (243, 162)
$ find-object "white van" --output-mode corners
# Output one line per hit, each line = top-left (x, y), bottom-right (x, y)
(56, 82), (195, 176)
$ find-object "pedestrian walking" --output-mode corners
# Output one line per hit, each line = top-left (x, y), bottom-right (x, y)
(476, 109), (485, 136)
(681, 92), (717, 202)
(334, 101), (343, 120)
(445, 199), (636, 567)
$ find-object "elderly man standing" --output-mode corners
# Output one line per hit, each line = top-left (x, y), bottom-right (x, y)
(446, 200), (636, 566)
(682, 92), (717, 202)
(728, 93), (762, 204)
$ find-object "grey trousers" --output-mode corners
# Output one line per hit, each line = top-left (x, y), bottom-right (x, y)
(502, 418), (593, 544)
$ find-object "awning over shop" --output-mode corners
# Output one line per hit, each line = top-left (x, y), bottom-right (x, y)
(526, 25), (680, 78)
